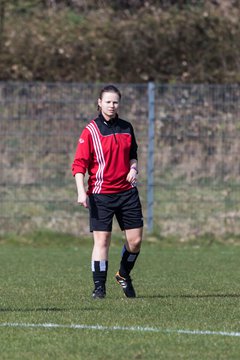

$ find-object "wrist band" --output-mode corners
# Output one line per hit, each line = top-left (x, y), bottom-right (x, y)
(130, 166), (138, 174)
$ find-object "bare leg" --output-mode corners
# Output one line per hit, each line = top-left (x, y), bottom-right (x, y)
(92, 231), (111, 260)
(124, 227), (143, 253)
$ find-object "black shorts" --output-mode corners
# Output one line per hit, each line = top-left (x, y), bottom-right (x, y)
(88, 188), (143, 232)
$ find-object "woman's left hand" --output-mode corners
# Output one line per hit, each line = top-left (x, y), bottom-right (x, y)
(126, 168), (137, 185)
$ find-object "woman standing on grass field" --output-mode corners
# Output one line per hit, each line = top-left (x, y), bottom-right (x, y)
(72, 84), (143, 299)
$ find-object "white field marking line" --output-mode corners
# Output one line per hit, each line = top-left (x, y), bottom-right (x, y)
(0, 323), (240, 337)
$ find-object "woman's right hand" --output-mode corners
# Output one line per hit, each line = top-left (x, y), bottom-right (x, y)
(77, 192), (89, 208)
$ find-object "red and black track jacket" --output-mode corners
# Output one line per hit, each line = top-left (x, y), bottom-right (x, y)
(72, 113), (138, 194)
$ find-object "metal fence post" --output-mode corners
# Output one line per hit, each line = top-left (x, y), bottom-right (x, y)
(147, 82), (155, 233)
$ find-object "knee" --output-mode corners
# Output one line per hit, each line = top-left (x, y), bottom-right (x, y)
(93, 232), (111, 250)
(127, 235), (142, 253)
(98, 238), (110, 250)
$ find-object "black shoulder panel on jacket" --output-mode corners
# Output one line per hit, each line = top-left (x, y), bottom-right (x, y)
(94, 114), (132, 136)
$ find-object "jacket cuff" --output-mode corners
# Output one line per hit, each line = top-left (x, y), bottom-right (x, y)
(72, 166), (86, 176)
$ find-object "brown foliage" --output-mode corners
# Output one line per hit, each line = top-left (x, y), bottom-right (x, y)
(0, 1), (240, 82)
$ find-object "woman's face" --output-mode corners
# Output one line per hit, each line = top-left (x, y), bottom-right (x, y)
(98, 91), (120, 120)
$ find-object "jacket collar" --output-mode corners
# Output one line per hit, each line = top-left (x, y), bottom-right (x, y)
(99, 112), (118, 127)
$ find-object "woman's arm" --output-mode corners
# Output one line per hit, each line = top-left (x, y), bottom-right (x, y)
(126, 159), (138, 184)
(130, 159), (138, 173)
(75, 173), (88, 208)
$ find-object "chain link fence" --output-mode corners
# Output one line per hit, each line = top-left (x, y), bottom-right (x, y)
(0, 82), (240, 240)
(154, 84), (240, 240)
(0, 82), (149, 236)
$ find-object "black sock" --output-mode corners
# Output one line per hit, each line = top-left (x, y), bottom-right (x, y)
(119, 245), (139, 278)
(92, 260), (108, 289)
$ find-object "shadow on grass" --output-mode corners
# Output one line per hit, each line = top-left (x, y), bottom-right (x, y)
(1, 294), (239, 311)
(0, 307), (96, 312)
(140, 293), (240, 299)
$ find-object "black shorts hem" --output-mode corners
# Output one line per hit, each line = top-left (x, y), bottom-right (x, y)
(119, 222), (144, 231)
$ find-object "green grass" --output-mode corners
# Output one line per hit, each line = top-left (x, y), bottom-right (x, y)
(0, 234), (240, 359)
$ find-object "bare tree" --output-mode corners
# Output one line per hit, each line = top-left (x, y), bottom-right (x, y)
(44, 0), (57, 8)
(0, 0), (6, 49)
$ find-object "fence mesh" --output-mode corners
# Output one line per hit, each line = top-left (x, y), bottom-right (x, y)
(154, 84), (240, 239)
(0, 82), (148, 235)
(0, 82), (240, 239)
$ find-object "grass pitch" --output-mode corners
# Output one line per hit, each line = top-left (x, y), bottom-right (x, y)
(0, 233), (240, 359)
